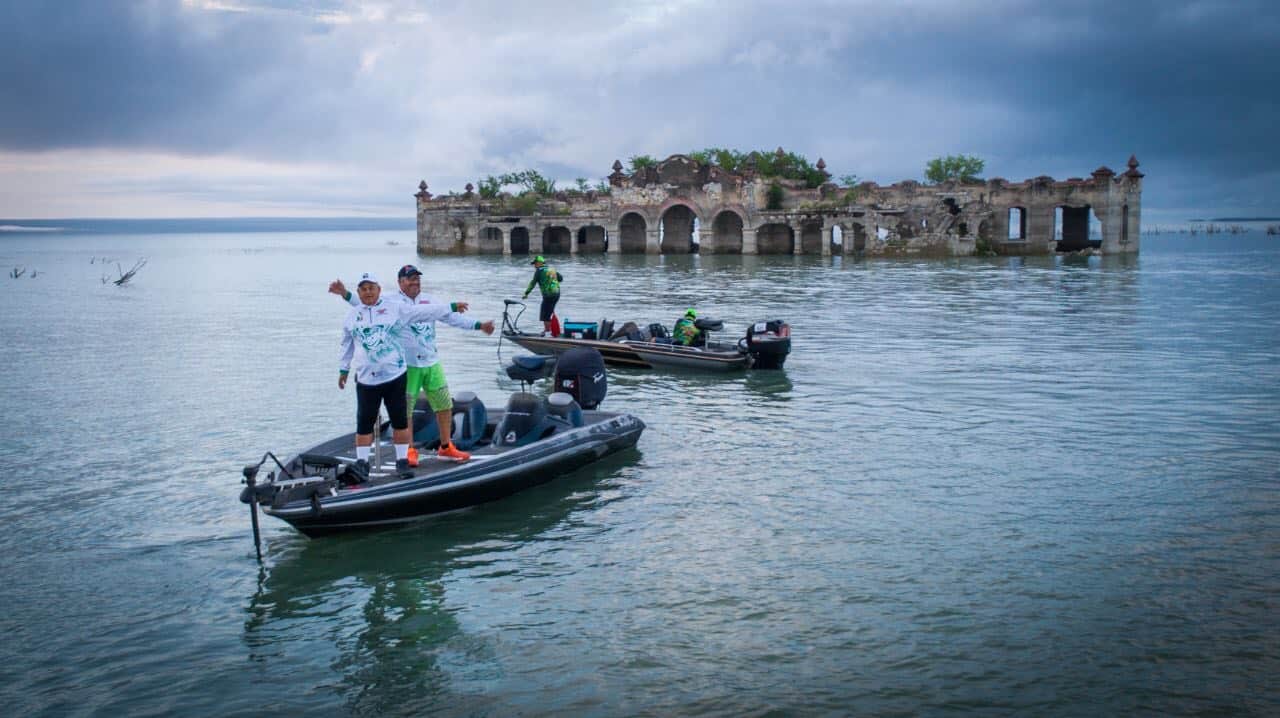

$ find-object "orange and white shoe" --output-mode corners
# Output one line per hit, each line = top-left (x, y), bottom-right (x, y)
(437, 443), (471, 462)
(407, 446), (420, 467)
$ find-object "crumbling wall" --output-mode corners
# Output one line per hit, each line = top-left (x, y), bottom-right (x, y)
(414, 155), (1142, 256)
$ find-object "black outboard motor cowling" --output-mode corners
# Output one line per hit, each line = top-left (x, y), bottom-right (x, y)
(745, 319), (791, 369)
(554, 347), (607, 409)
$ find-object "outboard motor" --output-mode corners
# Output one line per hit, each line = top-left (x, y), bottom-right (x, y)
(554, 347), (607, 409)
(744, 320), (791, 369)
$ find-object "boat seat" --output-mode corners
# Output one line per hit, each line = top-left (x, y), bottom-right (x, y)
(513, 354), (552, 371)
(547, 392), (584, 427)
(506, 354), (555, 383)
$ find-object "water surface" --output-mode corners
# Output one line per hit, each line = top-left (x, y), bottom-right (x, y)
(0, 226), (1276, 716)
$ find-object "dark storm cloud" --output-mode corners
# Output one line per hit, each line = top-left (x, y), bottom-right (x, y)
(0, 0), (361, 158)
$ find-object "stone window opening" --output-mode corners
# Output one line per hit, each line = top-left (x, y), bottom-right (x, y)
(1008, 207), (1027, 241)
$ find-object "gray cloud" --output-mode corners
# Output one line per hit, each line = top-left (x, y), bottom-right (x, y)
(1, 0), (1276, 218)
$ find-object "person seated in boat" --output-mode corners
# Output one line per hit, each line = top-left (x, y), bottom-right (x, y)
(672, 308), (702, 346)
(338, 272), (495, 478)
(329, 265), (493, 465)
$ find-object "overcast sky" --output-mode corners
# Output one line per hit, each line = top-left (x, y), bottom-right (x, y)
(1, 0), (1276, 221)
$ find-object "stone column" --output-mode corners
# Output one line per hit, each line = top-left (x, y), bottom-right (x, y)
(569, 226), (579, 255)
(530, 222), (544, 254)
(698, 227), (715, 254)
(789, 223), (802, 255)
(1027, 206), (1055, 254)
(822, 225), (833, 257)
(742, 227), (758, 255)
(501, 227), (511, 256)
(608, 228), (621, 254)
(646, 229), (661, 255)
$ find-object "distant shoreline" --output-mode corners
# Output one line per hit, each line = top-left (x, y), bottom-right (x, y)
(1188, 217), (1280, 222)
(0, 217), (414, 235)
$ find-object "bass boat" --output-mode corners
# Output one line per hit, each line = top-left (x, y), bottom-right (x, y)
(239, 353), (640, 548)
(500, 299), (790, 372)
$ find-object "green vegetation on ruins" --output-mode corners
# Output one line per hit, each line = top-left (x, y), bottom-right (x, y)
(684, 147), (830, 188)
(477, 169), (610, 215)
(924, 155), (985, 184)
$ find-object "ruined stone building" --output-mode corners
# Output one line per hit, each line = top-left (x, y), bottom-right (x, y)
(415, 151), (1144, 257)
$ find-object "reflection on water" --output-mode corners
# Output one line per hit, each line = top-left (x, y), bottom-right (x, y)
(244, 449), (641, 713)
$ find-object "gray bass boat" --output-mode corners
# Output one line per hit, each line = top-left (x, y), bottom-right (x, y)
(500, 299), (791, 372)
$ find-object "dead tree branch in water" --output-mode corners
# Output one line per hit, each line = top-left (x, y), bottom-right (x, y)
(104, 258), (147, 286)
(10, 266), (24, 279)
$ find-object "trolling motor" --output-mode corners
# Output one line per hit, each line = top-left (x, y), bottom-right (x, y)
(239, 452), (293, 561)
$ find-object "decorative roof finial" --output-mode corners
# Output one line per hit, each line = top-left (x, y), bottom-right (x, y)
(775, 146), (785, 158)
(418, 180), (428, 191)
(612, 159), (623, 172)
(1123, 154), (1144, 179)
(816, 157), (826, 170)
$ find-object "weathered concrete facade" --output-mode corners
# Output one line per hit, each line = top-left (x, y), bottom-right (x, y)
(415, 152), (1143, 257)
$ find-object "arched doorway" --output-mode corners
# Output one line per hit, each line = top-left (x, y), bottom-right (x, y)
(831, 225), (843, 253)
(542, 226), (571, 254)
(479, 227), (503, 255)
(660, 204), (697, 254)
(577, 225), (606, 253)
(710, 210), (743, 254)
(756, 223), (794, 254)
(509, 227), (530, 255)
(618, 212), (647, 254)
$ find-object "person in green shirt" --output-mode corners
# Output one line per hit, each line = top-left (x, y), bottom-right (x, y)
(672, 308), (701, 346)
(522, 255), (563, 336)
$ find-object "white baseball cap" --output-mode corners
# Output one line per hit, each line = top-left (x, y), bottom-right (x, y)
(357, 272), (380, 286)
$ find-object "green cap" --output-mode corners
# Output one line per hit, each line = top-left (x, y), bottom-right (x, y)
(531, 255), (546, 265)
(685, 308), (696, 318)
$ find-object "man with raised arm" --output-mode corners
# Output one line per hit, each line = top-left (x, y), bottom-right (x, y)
(337, 271), (495, 477)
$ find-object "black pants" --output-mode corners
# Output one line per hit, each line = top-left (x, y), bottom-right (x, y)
(355, 372), (408, 435)
(539, 293), (560, 321)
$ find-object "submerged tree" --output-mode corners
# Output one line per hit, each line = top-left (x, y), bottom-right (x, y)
(925, 155), (985, 184)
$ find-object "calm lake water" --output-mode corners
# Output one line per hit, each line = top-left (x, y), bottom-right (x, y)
(1, 223), (1277, 716)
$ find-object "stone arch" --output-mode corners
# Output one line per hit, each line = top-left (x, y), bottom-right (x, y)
(660, 203), (697, 254)
(542, 226), (571, 254)
(756, 223), (794, 255)
(709, 210), (744, 254)
(478, 226), (503, 255)
(509, 226), (530, 255)
(799, 221), (824, 255)
(577, 225), (606, 253)
(618, 212), (647, 254)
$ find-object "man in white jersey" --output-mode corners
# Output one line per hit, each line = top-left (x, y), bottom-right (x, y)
(331, 265), (495, 464)
(338, 272), (495, 478)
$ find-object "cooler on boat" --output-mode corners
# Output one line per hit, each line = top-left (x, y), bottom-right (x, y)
(562, 321), (598, 340)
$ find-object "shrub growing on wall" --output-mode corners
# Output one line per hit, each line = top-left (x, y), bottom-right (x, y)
(925, 155), (985, 184)
(766, 183), (785, 210)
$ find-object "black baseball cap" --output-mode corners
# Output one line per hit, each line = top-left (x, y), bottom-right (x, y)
(397, 264), (422, 278)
